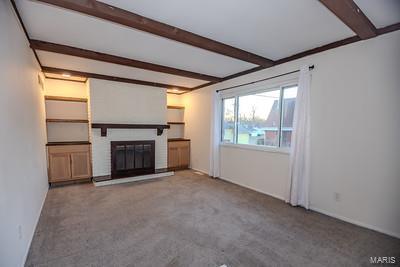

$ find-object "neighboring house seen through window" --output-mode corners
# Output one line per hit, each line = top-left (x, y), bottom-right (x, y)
(221, 85), (297, 148)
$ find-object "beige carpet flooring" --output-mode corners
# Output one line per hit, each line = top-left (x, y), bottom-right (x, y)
(26, 170), (400, 266)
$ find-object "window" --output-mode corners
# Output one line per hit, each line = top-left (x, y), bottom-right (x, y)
(281, 86), (297, 147)
(222, 98), (235, 143)
(221, 85), (297, 148)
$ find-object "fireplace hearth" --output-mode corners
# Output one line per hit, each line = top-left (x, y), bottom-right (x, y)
(111, 140), (155, 178)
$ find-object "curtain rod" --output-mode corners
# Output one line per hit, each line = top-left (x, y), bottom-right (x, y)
(216, 65), (314, 93)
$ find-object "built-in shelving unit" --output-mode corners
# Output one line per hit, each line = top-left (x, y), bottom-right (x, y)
(166, 105), (190, 170)
(167, 105), (185, 139)
(45, 96), (90, 143)
(45, 95), (92, 184)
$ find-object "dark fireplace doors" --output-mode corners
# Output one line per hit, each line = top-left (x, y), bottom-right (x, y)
(111, 140), (155, 178)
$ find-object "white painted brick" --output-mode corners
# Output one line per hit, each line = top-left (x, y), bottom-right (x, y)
(89, 79), (167, 176)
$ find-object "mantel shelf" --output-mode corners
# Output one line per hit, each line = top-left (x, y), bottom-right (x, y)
(91, 123), (170, 137)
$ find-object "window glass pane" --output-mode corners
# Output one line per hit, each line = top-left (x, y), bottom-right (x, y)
(281, 86), (298, 148)
(222, 98), (235, 143)
(237, 90), (280, 146)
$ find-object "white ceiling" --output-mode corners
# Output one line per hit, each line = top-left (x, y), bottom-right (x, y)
(15, 0), (400, 88)
(354, 0), (400, 28)
(38, 51), (207, 87)
(16, 0), (255, 78)
(100, 0), (355, 60)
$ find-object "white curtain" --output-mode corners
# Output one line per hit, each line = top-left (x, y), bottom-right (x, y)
(287, 65), (311, 209)
(209, 90), (221, 178)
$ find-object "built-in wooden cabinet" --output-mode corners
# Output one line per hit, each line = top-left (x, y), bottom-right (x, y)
(168, 140), (190, 170)
(48, 151), (71, 182)
(47, 144), (92, 183)
(70, 150), (92, 179)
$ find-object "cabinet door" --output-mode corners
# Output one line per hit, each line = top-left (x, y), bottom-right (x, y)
(168, 145), (180, 168)
(178, 145), (190, 167)
(70, 151), (91, 179)
(48, 153), (71, 182)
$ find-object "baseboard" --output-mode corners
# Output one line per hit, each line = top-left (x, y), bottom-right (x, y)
(22, 186), (48, 267)
(93, 171), (174, 187)
(190, 168), (210, 176)
(218, 175), (285, 201)
(310, 206), (400, 239)
(218, 176), (399, 239)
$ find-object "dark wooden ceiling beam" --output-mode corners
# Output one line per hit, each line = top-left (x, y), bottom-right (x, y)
(376, 22), (400, 35)
(274, 36), (361, 65)
(35, 0), (274, 67)
(319, 0), (377, 39)
(42, 66), (192, 91)
(190, 66), (264, 90)
(191, 36), (363, 91)
(190, 22), (400, 91)
(31, 40), (222, 82)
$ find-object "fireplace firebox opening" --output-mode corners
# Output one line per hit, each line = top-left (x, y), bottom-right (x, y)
(111, 140), (155, 179)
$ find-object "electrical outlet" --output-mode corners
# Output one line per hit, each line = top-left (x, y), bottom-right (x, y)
(334, 192), (341, 202)
(18, 225), (22, 240)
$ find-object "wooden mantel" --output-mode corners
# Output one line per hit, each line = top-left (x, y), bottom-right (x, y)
(91, 123), (170, 136)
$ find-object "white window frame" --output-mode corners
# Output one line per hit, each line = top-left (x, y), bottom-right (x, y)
(220, 79), (298, 154)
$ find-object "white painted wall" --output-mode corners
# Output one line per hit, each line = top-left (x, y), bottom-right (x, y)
(167, 93), (183, 106)
(220, 146), (289, 200)
(0, 2), (48, 266)
(167, 124), (184, 139)
(183, 31), (400, 238)
(45, 101), (88, 120)
(183, 89), (213, 172)
(90, 79), (166, 124)
(89, 79), (168, 175)
(44, 78), (88, 98)
(167, 108), (184, 122)
(46, 123), (89, 142)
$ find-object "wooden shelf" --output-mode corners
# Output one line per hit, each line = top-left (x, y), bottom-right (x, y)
(92, 123), (170, 136)
(46, 119), (89, 123)
(167, 105), (185, 109)
(46, 141), (91, 146)
(168, 122), (185, 125)
(168, 138), (190, 142)
(45, 96), (87, 102)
